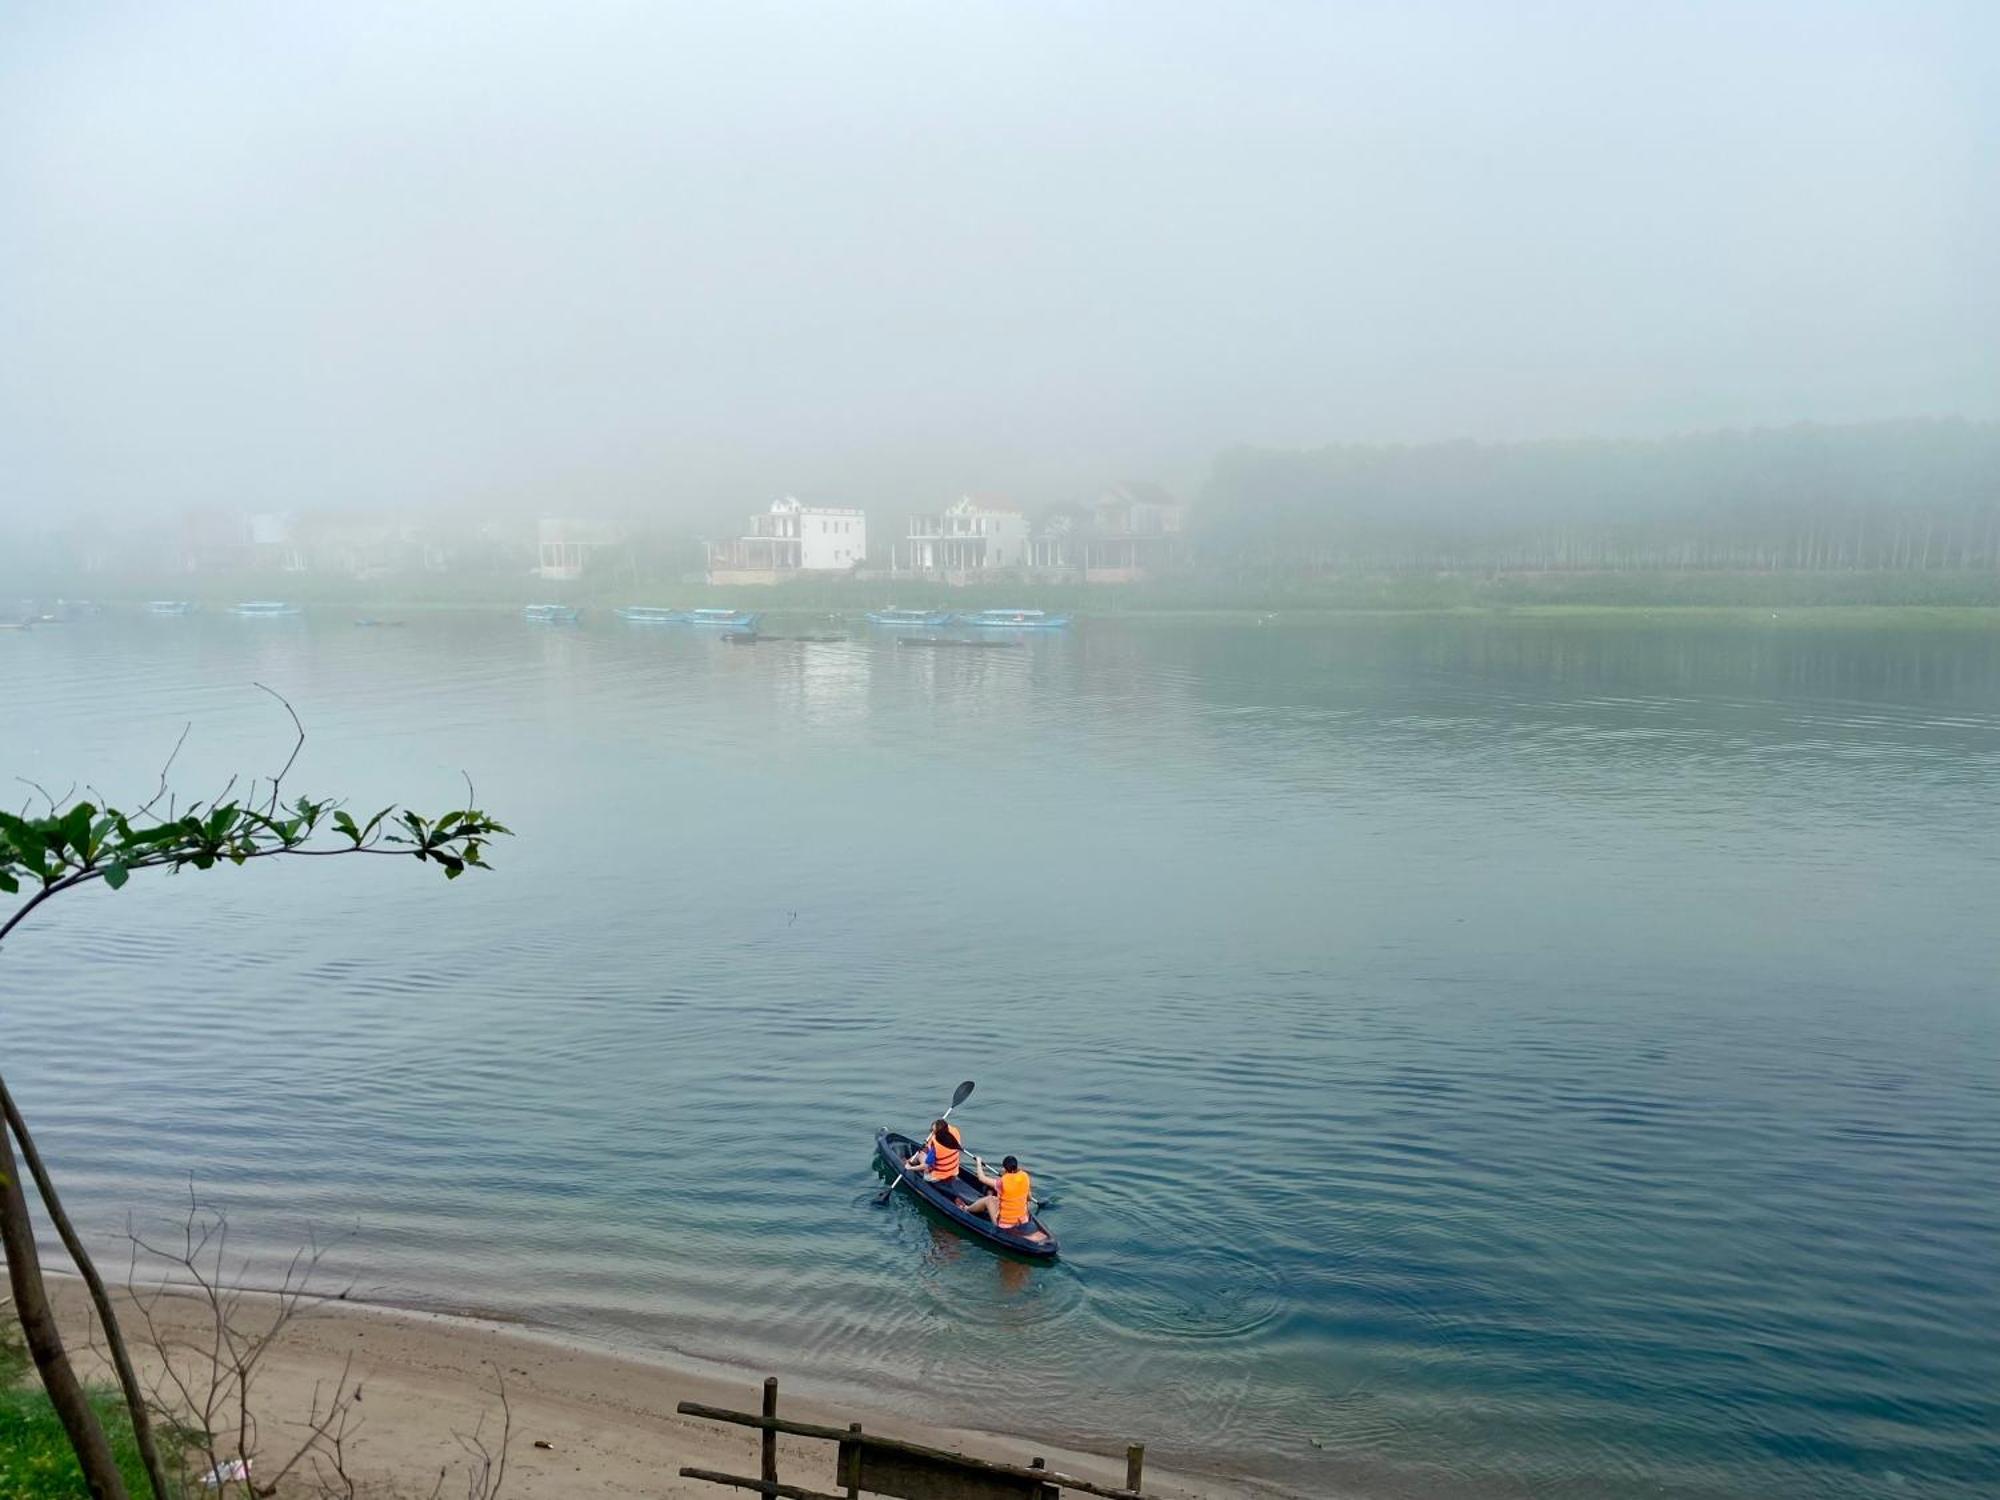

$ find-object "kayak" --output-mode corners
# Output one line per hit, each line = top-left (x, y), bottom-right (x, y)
(875, 1129), (1059, 1260)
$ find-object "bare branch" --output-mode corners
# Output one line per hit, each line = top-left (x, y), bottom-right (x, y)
(252, 683), (306, 814)
(134, 723), (193, 820)
(12, 777), (74, 813)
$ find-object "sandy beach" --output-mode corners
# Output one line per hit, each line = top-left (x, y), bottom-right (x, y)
(50, 1280), (1279, 1500)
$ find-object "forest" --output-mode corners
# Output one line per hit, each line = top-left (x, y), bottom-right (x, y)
(1196, 421), (2000, 576)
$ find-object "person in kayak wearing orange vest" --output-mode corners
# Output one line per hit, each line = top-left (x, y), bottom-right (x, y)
(903, 1119), (964, 1183)
(967, 1154), (1041, 1236)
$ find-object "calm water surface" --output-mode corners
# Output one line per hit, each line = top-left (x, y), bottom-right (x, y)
(3, 611), (1997, 1498)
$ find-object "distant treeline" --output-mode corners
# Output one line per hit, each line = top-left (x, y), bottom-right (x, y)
(1198, 420), (2000, 575)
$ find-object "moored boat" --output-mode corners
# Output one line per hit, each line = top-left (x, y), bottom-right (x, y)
(523, 603), (581, 624)
(873, 1129), (1058, 1260)
(615, 605), (687, 624)
(229, 601), (300, 617)
(954, 607), (1072, 630)
(687, 608), (760, 631)
(865, 608), (955, 627)
(148, 600), (195, 615)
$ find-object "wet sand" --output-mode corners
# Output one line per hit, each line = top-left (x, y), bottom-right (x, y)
(51, 1280), (1287, 1500)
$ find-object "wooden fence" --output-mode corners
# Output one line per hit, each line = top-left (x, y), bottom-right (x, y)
(678, 1377), (1151, 1500)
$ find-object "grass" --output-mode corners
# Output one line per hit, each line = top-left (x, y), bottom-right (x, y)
(0, 1338), (182, 1500)
(0, 1385), (167, 1500)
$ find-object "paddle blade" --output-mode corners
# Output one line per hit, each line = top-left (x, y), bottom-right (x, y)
(951, 1079), (975, 1108)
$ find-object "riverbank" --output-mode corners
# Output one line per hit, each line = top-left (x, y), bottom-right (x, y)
(14, 595), (2000, 632)
(16, 568), (2000, 617)
(50, 1281), (1283, 1500)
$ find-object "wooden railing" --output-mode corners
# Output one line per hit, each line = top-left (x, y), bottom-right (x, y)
(678, 1377), (1150, 1500)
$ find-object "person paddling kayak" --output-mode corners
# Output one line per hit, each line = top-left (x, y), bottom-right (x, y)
(967, 1154), (1037, 1233)
(904, 1119), (964, 1183)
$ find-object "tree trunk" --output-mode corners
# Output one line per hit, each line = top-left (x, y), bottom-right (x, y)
(0, 1113), (131, 1500)
(1, 1081), (170, 1500)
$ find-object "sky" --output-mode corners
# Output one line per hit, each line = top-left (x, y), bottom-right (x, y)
(2, 1), (1995, 525)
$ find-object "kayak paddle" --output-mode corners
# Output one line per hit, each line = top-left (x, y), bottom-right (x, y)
(875, 1079), (974, 1206)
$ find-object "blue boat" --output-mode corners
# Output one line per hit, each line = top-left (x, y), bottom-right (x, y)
(954, 607), (1072, 630)
(148, 600), (194, 615)
(874, 1129), (1058, 1261)
(865, 608), (955, 628)
(523, 603), (581, 624)
(687, 608), (760, 631)
(615, 605), (687, 624)
(229, 601), (300, 617)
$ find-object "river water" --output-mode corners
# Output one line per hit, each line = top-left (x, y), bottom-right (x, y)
(3, 609), (1996, 1498)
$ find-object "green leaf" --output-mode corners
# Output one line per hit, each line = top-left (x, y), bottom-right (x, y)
(121, 824), (185, 848)
(61, 803), (96, 854)
(102, 863), (129, 891)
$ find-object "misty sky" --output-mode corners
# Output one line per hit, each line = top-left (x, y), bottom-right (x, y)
(3, 2), (1995, 523)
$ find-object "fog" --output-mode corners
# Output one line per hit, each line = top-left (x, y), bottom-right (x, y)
(3, 1), (1994, 525)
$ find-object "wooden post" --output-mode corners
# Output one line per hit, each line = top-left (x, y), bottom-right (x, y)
(845, 1422), (862, 1499)
(762, 1377), (780, 1489)
(1031, 1455), (1058, 1500)
(1125, 1443), (1145, 1492)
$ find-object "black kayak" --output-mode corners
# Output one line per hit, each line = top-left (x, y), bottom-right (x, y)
(875, 1129), (1059, 1260)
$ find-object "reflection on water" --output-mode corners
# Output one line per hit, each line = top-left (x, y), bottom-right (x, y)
(3, 610), (1998, 1499)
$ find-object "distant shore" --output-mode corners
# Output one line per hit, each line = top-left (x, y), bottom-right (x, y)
(52, 1279), (1289, 1500)
(10, 563), (2000, 617)
(15, 589), (2000, 630)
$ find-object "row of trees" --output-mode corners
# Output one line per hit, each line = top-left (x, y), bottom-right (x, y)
(1196, 420), (2000, 576)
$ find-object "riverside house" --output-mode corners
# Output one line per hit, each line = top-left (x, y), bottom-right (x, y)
(898, 496), (1030, 581)
(1028, 484), (1188, 582)
(706, 497), (866, 584)
(537, 517), (624, 581)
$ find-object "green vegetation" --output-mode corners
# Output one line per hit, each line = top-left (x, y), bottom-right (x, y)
(0, 1388), (174, 1500)
(1201, 420), (2000, 576)
(0, 1333), (179, 1500)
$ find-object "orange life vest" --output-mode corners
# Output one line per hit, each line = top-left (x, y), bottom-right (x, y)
(925, 1131), (962, 1182)
(997, 1169), (1032, 1228)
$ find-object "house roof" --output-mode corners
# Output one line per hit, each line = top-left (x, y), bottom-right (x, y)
(1101, 481), (1182, 509)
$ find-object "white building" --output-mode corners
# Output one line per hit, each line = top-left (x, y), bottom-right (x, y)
(248, 512), (305, 573)
(899, 497), (1030, 580)
(536, 517), (623, 581)
(707, 497), (866, 584)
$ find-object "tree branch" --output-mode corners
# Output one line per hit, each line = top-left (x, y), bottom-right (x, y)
(250, 684), (305, 816)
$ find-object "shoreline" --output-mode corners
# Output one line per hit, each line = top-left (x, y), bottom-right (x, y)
(48, 1278), (1305, 1500)
(16, 597), (2000, 628)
